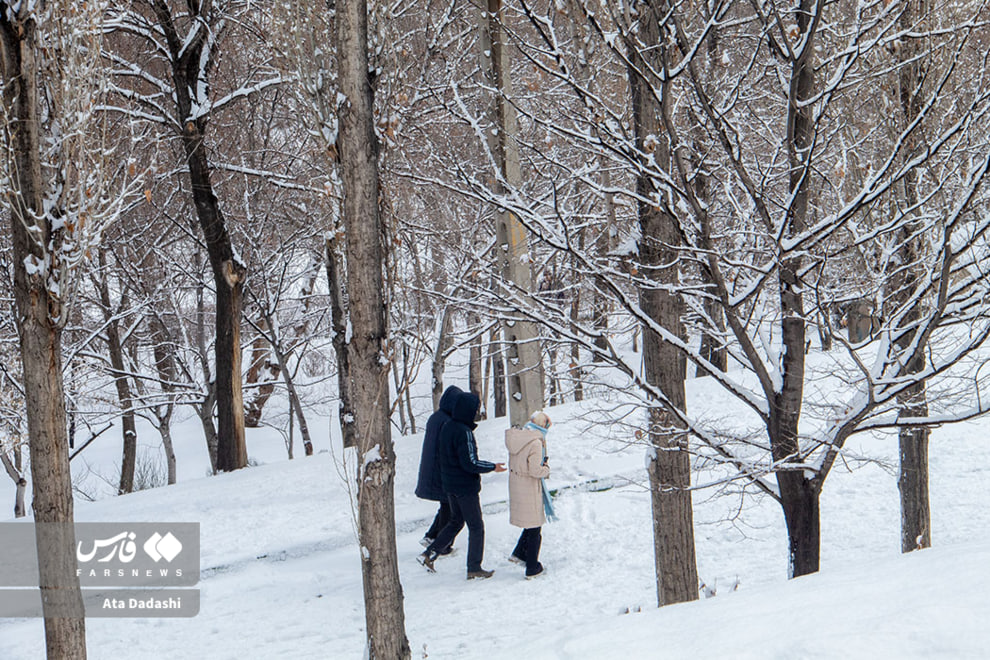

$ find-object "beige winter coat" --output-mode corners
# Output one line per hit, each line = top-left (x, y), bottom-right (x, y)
(505, 428), (551, 529)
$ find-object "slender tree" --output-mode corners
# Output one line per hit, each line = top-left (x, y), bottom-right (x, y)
(1, 0), (136, 654)
(336, 0), (411, 655)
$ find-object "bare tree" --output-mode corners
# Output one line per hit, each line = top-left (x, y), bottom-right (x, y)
(1, 0), (138, 654)
(336, 0), (411, 655)
(105, 1), (284, 471)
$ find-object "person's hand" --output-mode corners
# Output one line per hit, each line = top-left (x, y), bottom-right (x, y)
(494, 463), (507, 473)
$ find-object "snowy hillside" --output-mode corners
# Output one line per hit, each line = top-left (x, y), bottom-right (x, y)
(1, 378), (989, 659)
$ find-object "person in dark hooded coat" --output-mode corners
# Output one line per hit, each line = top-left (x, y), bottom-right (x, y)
(418, 391), (506, 579)
(415, 385), (462, 550)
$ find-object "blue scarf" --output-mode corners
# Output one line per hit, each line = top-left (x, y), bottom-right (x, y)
(525, 422), (557, 523)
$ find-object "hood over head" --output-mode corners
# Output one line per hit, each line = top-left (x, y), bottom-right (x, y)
(438, 385), (463, 414)
(505, 427), (542, 455)
(450, 391), (481, 426)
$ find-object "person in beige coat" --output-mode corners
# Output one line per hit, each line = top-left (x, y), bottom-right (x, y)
(505, 411), (553, 578)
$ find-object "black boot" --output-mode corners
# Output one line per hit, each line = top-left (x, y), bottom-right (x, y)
(418, 550), (438, 573)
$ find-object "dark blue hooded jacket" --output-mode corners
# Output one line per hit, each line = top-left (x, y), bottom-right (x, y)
(415, 386), (462, 501)
(438, 392), (496, 496)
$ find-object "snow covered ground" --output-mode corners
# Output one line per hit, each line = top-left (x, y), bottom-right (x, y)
(1, 370), (989, 659)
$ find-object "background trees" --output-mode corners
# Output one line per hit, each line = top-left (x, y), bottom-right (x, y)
(2, 5), (990, 658)
(1, 0), (140, 654)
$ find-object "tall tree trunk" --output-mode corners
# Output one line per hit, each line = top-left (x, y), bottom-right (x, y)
(187, 134), (247, 473)
(481, 0), (545, 426)
(626, 1), (699, 606)
(894, 0), (931, 554)
(774, 0), (819, 578)
(1, 7), (87, 653)
(335, 0), (410, 656)
(153, 1), (247, 472)
(95, 261), (138, 494)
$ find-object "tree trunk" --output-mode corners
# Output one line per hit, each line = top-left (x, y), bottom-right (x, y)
(547, 341), (560, 406)
(490, 328), (507, 418)
(194, 251), (219, 470)
(245, 263), (321, 428)
(269, 330), (314, 457)
(698, 263), (728, 377)
(402, 343), (416, 433)
(899, 420), (930, 551)
(392, 356), (408, 434)
(894, 0), (932, 554)
(431, 307), (453, 411)
(570, 277), (584, 402)
(326, 233), (357, 450)
(153, 1), (248, 472)
(469, 313), (485, 416)
(335, 0), (411, 655)
(778, 470), (821, 577)
(197, 391), (219, 474)
(1, 451), (27, 518)
(772, 0), (818, 577)
(244, 326), (279, 428)
(481, 0), (545, 426)
(151, 316), (179, 485)
(1, 8), (87, 653)
(626, 1), (699, 606)
(96, 262), (138, 494)
(109, 329), (138, 495)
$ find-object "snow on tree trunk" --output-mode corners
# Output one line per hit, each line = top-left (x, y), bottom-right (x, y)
(480, 0), (545, 427)
(626, 0), (699, 606)
(335, 0), (411, 655)
(894, 0), (932, 554)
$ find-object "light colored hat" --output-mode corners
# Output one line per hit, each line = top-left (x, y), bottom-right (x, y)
(530, 411), (551, 429)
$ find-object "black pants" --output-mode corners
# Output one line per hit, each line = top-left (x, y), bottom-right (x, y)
(427, 492), (485, 571)
(424, 499), (452, 542)
(512, 527), (542, 575)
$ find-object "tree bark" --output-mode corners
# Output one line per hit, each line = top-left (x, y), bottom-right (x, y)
(481, 0), (545, 426)
(326, 233), (357, 450)
(773, 0), (819, 577)
(626, 1), (699, 606)
(244, 325), (279, 428)
(431, 307), (454, 411)
(1, 451), (27, 518)
(193, 244), (219, 470)
(1, 7), (87, 654)
(894, 0), (932, 554)
(469, 312), (485, 415)
(95, 259), (138, 494)
(569, 262), (584, 402)
(335, 0), (411, 655)
(490, 328), (507, 418)
(152, 0), (247, 472)
(778, 470), (821, 577)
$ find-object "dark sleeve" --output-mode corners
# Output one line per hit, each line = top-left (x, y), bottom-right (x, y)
(456, 431), (496, 474)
